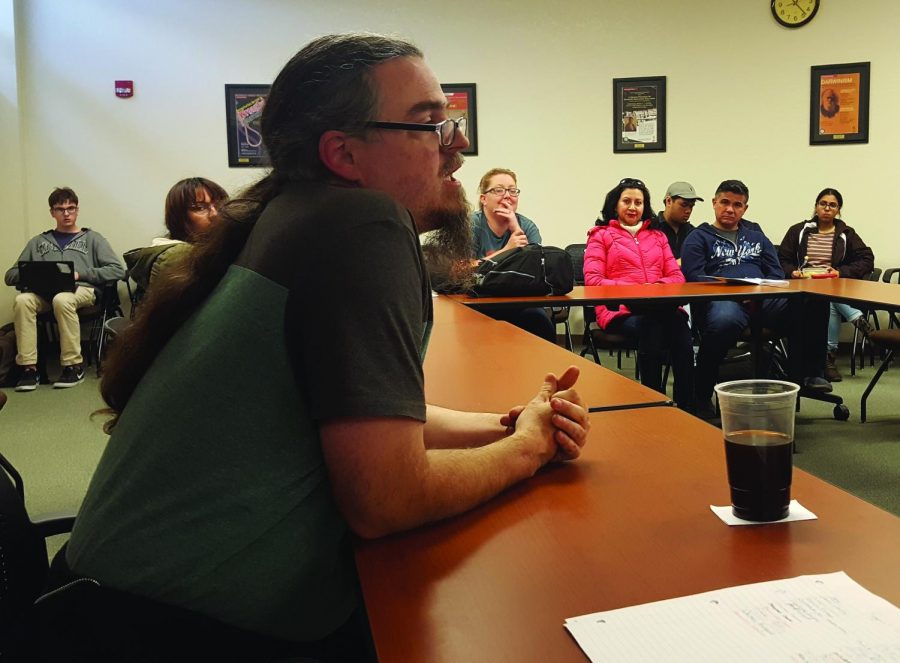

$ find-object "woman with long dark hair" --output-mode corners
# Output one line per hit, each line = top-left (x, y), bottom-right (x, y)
(584, 178), (694, 412)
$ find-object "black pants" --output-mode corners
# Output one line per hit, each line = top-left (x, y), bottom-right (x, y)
(694, 297), (828, 401)
(606, 309), (695, 412)
(37, 545), (377, 663)
(485, 306), (557, 343)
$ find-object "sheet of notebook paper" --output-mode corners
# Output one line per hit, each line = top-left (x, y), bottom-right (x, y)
(565, 572), (900, 662)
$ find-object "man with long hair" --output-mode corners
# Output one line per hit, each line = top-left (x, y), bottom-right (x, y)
(47, 34), (589, 661)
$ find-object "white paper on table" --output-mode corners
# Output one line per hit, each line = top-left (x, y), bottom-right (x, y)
(710, 499), (817, 526)
(564, 572), (900, 663)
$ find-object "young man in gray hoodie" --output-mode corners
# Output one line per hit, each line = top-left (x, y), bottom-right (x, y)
(4, 187), (125, 390)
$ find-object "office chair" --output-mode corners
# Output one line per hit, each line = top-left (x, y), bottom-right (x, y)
(849, 268), (882, 376)
(37, 280), (125, 378)
(547, 307), (573, 351)
(565, 243), (641, 371)
(0, 421), (76, 657)
(860, 328), (900, 423)
(883, 268), (900, 329)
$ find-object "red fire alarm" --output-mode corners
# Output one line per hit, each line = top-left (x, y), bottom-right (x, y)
(115, 80), (134, 98)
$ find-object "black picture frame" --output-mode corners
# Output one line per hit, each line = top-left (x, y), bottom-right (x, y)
(809, 62), (870, 145)
(441, 83), (478, 155)
(225, 84), (271, 167)
(613, 76), (666, 153)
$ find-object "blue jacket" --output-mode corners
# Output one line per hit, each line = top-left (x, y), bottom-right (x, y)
(681, 221), (783, 281)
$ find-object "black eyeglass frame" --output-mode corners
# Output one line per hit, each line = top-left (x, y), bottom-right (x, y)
(365, 118), (466, 147)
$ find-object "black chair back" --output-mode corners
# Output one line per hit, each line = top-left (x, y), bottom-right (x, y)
(0, 450), (72, 656)
(565, 243), (586, 286)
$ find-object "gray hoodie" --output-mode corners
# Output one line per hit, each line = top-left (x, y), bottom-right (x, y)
(5, 228), (125, 296)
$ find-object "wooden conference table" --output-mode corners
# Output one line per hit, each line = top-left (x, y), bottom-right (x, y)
(425, 296), (666, 411)
(451, 277), (900, 313)
(354, 294), (900, 663)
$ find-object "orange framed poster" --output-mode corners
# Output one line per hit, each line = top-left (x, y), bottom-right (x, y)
(810, 62), (870, 145)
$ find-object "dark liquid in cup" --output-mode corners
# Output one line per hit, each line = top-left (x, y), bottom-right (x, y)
(724, 429), (792, 522)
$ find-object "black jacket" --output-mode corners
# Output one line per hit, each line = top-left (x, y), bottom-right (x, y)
(777, 218), (874, 279)
(651, 212), (695, 260)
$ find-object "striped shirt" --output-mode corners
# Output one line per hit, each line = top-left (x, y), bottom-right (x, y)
(806, 233), (834, 268)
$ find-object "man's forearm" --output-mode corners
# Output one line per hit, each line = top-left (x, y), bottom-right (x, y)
(321, 416), (552, 539)
(424, 404), (508, 449)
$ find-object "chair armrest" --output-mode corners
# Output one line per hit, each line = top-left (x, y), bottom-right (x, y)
(33, 514), (76, 538)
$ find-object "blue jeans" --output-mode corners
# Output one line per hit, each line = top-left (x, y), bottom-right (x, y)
(828, 302), (862, 351)
(695, 297), (828, 401)
(606, 309), (694, 411)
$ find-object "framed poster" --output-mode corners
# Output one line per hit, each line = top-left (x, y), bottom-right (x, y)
(225, 84), (271, 167)
(613, 76), (666, 153)
(810, 62), (870, 145)
(441, 83), (478, 155)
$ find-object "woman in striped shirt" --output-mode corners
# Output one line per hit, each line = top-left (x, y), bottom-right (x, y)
(778, 188), (875, 382)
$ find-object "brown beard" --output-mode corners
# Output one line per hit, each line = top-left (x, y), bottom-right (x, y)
(420, 186), (477, 293)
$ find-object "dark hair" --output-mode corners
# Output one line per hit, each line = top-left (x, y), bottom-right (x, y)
(596, 178), (655, 225)
(100, 33), (423, 428)
(48, 187), (78, 207)
(815, 187), (843, 208)
(164, 178), (228, 242)
(714, 179), (750, 201)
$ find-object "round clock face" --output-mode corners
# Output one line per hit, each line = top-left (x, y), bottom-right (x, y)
(771, 0), (820, 27)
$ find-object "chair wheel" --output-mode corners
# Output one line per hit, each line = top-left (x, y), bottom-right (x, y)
(833, 404), (850, 421)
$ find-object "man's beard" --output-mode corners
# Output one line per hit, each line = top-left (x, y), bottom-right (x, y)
(420, 187), (477, 294)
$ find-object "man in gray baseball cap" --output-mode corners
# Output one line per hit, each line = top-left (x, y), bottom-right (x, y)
(653, 181), (704, 261)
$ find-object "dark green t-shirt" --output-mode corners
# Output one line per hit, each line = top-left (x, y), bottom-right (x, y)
(67, 182), (433, 641)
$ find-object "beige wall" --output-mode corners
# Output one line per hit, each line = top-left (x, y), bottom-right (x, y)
(4, 0), (899, 325)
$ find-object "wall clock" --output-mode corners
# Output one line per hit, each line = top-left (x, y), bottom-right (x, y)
(771, 0), (819, 28)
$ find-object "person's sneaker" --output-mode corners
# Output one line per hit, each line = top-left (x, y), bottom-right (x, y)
(53, 364), (85, 389)
(803, 376), (833, 393)
(852, 316), (874, 339)
(825, 351), (843, 382)
(15, 367), (40, 392)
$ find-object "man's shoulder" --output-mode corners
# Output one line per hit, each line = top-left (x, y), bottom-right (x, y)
(737, 220), (774, 243)
(272, 182), (412, 231)
(683, 222), (714, 241)
(28, 229), (53, 242)
(77, 227), (108, 240)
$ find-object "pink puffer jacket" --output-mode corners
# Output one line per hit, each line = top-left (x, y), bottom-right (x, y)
(583, 219), (685, 329)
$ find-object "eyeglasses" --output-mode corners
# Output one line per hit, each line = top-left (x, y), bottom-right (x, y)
(483, 187), (521, 198)
(189, 202), (217, 215)
(51, 206), (78, 215)
(365, 117), (467, 147)
(619, 178), (645, 188)
(817, 201), (839, 210)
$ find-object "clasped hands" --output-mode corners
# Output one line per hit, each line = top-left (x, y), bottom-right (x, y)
(500, 366), (590, 464)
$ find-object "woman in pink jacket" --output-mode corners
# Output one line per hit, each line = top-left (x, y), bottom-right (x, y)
(584, 178), (694, 412)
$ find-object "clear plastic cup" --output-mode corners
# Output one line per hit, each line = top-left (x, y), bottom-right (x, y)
(714, 379), (800, 522)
